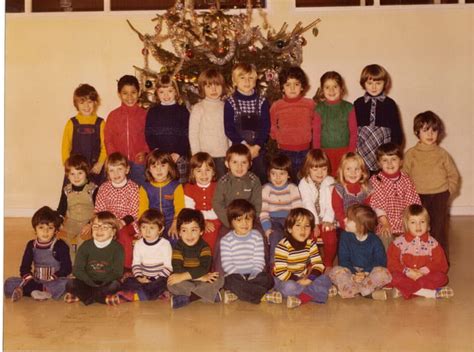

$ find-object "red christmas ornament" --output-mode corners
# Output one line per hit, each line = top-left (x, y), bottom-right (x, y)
(142, 48), (149, 55)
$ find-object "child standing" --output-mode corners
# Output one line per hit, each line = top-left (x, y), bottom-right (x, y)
(220, 199), (277, 304)
(312, 71), (357, 176)
(184, 152), (221, 254)
(57, 154), (98, 255)
(145, 74), (190, 184)
(189, 69), (229, 179)
(403, 111), (460, 258)
(139, 150), (185, 244)
(224, 63), (270, 183)
(5, 206), (72, 301)
(104, 75), (149, 186)
(354, 64), (404, 174)
(61, 83), (106, 186)
(370, 143), (421, 249)
(332, 152), (371, 230)
(64, 211), (124, 305)
(270, 66), (315, 181)
(273, 208), (332, 309)
(95, 153), (140, 270)
(298, 149), (337, 267)
(328, 205), (391, 300)
(387, 204), (453, 299)
(120, 209), (172, 301)
(260, 154), (302, 263)
(167, 209), (224, 309)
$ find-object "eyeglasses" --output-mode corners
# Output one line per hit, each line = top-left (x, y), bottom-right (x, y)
(91, 224), (113, 231)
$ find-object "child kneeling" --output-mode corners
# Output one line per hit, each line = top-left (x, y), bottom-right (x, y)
(273, 208), (332, 309)
(64, 211), (124, 305)
(5, 206), (72, 301)
(328, 204), (391, 300)
(167, 209), (224, 308)
(220, 199), (276, 304)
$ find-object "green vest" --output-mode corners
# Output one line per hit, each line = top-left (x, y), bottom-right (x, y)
(316, 100), (353, 148)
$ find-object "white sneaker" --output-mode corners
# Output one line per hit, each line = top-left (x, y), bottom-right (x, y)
(31, 290), (52, 301)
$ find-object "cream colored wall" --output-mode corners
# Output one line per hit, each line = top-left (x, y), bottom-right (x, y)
(5, 3), (474, 216)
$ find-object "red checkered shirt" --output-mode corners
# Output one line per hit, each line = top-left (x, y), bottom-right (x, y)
(95, 180), (140, 221)
(370, 172), (421, 234)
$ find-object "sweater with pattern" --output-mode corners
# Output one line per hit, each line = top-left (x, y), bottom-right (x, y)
(260, 182), (302, 231)
(274, 237), (324, 281)
(403, 142), (460, 195)
(132, 237), (172, 279)
(220, 229), (265, 276)
(95, 180), (140, 223)
(270, 96), (315, 151)
(387, 232), (448, 275)
(172, 237), (212, 279)
(74, 239), (124, 287)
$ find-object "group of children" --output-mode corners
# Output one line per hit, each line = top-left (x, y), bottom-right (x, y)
(4, 62), (460, 309)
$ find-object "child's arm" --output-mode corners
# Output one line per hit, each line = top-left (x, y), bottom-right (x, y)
(423, 242), (449, 275)
(223, 101), (243, 144)
(386, 241), (405, 274)
(131, 241), (145, 280)
(19, 241), (35, 280)
(331, 187), (346, 229)
(269, 101), (279, 141)
(188, 103), (202, 155)
(94, 185), (107, 213)
(273, 241), (293, 281)
(73, 244), (97, 287)
(61, 120), (74, 165)
(312, 111), (321, 149)
(104, 113), (118, 156)
(348, 108), (357, 151)
(308, 242), (325, 276)
(220, 235), (237, 275)
(337, 233), (355, 273)
(250, 231), (266, 278)
(91, 120), (107, 174)
(298, 178), (318, 222)
(445, 152), (460, 196)
(110, 244), (125, 281)
(57, 189), (67, 217)
(372, 236), (387, 269)
(249, 177), (263, 217)
(53, 240), (73, 278)
(138, 187), (150, 219)
(260, 186), (273, 237)
(290, 184), (303, 209)
(212, 181), (229, 228)
(386, 99), (404, 146)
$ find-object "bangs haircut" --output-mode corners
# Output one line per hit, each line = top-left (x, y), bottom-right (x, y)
(232, 63), (257, 85)
(73, 83), (100, 109)
(359, 64), (391, 91)
(376, 142), (403, 161)
(138, 208), (165, 230)
(284, 208), (315, 237)
(314, 71), (346, 101)
(413, 111), (445, 142)
(268, 154), (292, 177)
(225, 144), (251, 164)
(65, 154), (90, 176)
(346, 204), (378, 234)
(92, 211), (120, 234)
(402, 204), (430, 231)
(197, 69), (226, 99)
(117, 75), (140, 92)
(227, 199), (256, 225)
(336, 152), (369, 190)
(31, 206), (63, 231)
(145, 150), (179, 182)
(279, 66), (309, 94)
(177, 208), (205, 232)
(155, 74), (181, 102)
(105, 152), (129, 171)
(299, 149), (331, 179)
(189, 152), (216, 184)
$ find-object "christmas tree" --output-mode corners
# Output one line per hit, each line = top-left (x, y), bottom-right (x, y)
(127, 0), (320, 108)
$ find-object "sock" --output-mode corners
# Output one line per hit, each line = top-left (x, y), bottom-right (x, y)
(298, 293), (312, 304)
(190, 293), (200, 302)
(414, 288), (436, 298)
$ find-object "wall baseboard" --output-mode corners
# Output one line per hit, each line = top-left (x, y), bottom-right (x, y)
(4, 206), (474, 218)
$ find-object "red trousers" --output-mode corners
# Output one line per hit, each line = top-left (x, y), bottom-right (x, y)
(202, 219), (221, 256)
(390, 271), (448, 299)
(116, 223), (136, 270)
(317, 224), (338, 268)
(323, 146), (351, 177)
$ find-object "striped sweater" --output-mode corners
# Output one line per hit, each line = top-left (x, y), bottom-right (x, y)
(172, 238), (212, 279)
(260, 182), (302, 232)
(220, 229), (265, 276)
(132, 237), (172, 279)
(274, 237), (324, 281)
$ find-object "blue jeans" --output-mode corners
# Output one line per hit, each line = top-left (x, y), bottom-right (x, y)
(267, 218), (285, 264)
(273, 275), (332, 303)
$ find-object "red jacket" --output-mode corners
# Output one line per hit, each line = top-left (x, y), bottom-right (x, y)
(104, 103), (149, 163)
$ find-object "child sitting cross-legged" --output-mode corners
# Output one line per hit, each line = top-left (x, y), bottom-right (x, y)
(328, 204), (392, 300)
(118, 208), (172, 302)
(167, 208), (224, 309)
(273, 208), (332, 309)
(64, 211), (124, 305)
(220, 199), (278, 305)
(4, 206), (72, 302)
(387, 204), (453, 300)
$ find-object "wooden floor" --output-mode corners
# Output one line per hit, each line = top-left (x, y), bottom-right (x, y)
(3, 216), (474, 352)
